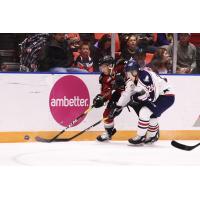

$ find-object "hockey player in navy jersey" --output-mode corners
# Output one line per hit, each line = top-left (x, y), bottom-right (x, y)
(110, 59), (175, 145)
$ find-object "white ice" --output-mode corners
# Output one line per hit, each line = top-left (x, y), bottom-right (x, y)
(0, 141), (199, 166)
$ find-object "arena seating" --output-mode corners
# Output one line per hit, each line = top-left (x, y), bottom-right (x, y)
(0, 50), (16, 62)
(190, 33), (200, 46)
(145, 53), (154, 64)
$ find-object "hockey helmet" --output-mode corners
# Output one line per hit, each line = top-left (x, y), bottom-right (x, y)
(99, 55), (114, 67)
(125, 59), (140, 73)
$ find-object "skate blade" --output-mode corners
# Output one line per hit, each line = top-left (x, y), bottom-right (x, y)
(96, 139), (110, 143)
(144, 141), (157, 145)
(128, 143), (144, 147)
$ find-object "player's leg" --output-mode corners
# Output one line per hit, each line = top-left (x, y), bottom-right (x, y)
(128, 106), (153, 144)
(129, 102), (159, 144)
(96, 92), (121, 142)
(96, 108), (117, 142)
(144, 95), (175, 144)
(144, 117), (160, 144)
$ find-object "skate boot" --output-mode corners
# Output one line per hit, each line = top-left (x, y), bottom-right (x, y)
(96, 128), (116, 142)
(144, 130), (160, 144)
(128, 135), (146, 145)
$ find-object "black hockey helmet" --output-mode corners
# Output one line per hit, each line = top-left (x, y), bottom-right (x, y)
(99, 55), (114, 67)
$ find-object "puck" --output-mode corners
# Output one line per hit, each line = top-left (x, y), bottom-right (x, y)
(24, 135), (30, 140)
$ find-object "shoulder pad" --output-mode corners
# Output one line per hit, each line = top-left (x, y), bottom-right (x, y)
(138, 70), (152, 85)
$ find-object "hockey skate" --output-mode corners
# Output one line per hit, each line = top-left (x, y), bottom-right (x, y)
(96, 128), (116, 142)
(144, 130), (160, 144)
(128, 135), (146, 145)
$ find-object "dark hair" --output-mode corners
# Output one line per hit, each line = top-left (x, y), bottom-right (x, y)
(98, 34), (111, 49)
(124, 34), (138, 44)
(149, 48), (171, 72)
(121, 33), (138, 51)
(79, 41), (91, 50)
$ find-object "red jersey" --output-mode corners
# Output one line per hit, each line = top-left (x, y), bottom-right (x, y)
(99, 64), (125, 101)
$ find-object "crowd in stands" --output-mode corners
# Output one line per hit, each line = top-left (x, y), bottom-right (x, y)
(0, 33), (199, 74)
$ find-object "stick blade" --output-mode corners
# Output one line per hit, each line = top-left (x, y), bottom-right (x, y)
(35, 136), (51, 143)
(171, 140), (193, 151)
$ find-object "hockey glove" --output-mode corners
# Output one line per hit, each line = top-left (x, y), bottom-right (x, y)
(93, 94), (105, 108)
(131, 90), (149, 103)
(114, 73), (125, 88)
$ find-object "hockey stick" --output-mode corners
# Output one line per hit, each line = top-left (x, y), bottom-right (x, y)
(54, 117), (108, 142)
(35, 106), (94, 143)
(171, 140), (200, 151)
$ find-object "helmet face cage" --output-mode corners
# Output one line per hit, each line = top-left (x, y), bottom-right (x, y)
(99, 63), (114, 75)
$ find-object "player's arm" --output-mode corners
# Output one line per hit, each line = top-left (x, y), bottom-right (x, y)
(117, 79), (135, 107)
(109, 79), (135, 119)
(131, 86), (150, 103)
(93, 75), (112, 108)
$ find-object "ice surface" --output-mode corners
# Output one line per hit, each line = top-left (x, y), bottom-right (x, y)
(0, 141), (199, 166)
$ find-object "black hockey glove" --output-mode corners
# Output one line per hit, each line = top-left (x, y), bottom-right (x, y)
(131, 90), (148, 103)
(93, 94), (104, 108)
(109, 104), (122, 119)
(114, 73), (125, 88)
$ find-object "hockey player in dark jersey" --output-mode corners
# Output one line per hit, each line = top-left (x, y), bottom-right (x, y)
(92, 55), (126, 142)
(110, 59), (175, 145)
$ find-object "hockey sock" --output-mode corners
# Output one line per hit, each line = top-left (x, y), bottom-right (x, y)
(147, 118), (159, 137)
(137, 107), (153, 136)
(104, 122), (114, 135)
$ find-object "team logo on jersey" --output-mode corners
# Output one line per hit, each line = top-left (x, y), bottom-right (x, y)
(107, 77), (112, 82)
(143, 75), (150, 83)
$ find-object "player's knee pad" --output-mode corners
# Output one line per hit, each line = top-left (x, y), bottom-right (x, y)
(139, 106), (153, 120)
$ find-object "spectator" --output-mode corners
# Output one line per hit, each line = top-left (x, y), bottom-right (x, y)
(120, 34), (138, 61)
(38, 33), (74, 72)
(154, 33), (171, 48)
(168, 33), (196, 74)
(148, 47), (172, 74)
(66, 33), (81, 52)
(20, 33), (49, 72)
(74, 42), (94, 72)
(91, 34), (111, 71)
